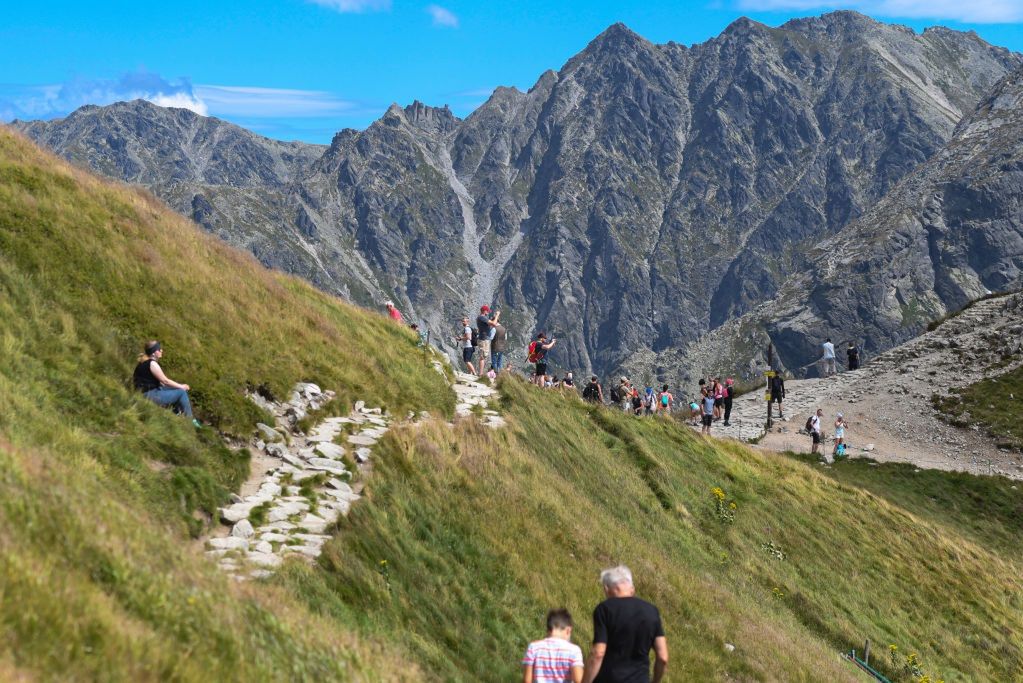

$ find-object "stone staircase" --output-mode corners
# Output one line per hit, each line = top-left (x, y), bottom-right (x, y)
(205, 363), (505, 580)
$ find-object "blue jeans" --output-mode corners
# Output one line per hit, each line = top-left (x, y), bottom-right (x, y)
(145, 388), (193, 418)
(491, 351), (504, 371)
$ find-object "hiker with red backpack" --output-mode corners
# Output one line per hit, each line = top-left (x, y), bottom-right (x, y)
(528, 332), (556, 386)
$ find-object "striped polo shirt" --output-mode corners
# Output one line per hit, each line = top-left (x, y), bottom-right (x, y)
(522, 637), (584, 683)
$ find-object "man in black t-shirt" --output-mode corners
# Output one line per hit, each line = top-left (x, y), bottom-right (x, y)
(583, 565), (668, 683)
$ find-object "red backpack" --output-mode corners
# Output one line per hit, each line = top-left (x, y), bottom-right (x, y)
(527, 341), (541, 362)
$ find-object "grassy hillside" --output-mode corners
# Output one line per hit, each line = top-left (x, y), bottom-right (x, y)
(0, 126), (450, 679)
(3, 125), (1022, 682)
(935, 364), (1023, 451)
(290, 377), (1023, 682)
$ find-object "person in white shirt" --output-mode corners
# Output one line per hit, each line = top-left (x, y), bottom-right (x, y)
(821, 338), (837, 377)
(810, 408), (824, 456)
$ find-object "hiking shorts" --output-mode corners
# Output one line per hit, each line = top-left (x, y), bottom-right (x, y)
(462, 347), (475, 363)
(771, 394), (783, 403)
(701, 415), (713, 427)
(535, 362), (548, 376)
(714, 398), (723, 407)
(812, 431), (821, 445)
(476, 339), (490, 358)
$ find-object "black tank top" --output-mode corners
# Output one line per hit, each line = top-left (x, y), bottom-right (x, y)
(133, 359), (161, 393)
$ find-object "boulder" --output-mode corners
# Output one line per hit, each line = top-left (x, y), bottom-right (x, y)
(256, 422), (282, 442)
(208, 536), (249, 551)
(246, 551), (282, 567)
(219, 502), (257, 524)
(313, 442), (346, 460)
(230, 519), (255, 539)
(306, 458), (348, 475)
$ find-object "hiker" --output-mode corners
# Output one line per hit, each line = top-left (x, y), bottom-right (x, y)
(619, 378), (632, 413)
(562, 372), (576, 389)
(643, 387), (656, 415)
(582, 565), (668, 683)
(133, 341), (200, 428)
(582, 376), (604, 404)
(821, 338), (837, 377)
(528, 333), (556, 386)
(700, 385), (715, 436)
(688, 400), (701, 426)
(457, 316), (477, 375)
(487, 365), (498, 383)
(723, 378), (735, 426)
(476, 306), (497, 378)
(523, 608), (585, 683)
(631, 389), (643, 416)
(833, 413), (846, 458)
(713, 378), (724, 420)
(657, 384), (673, 415)
(385, 300), (404, 323)
(410, 323), (428, 348)
(491, 321), (508, 372)
(808, 408), (824, 456)
(847, 342), (860, 371)
(769, 373), (785, 418)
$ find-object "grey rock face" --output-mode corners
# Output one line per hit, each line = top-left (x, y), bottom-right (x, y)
(12, 12), (1020, 380)
(682, 66), (1023, 380)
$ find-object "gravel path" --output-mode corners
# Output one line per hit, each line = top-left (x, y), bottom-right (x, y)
(695, 294), (1023, 479)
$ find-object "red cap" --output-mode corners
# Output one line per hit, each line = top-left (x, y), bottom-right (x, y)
(481, 305), (490, 313)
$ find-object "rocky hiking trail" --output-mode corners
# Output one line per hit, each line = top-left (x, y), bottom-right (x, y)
(699, 293), (1023, 479)
(203, 362), (502, 580)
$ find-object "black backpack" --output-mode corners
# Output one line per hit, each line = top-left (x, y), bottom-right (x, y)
(609, 386), (621, 403)
(583, 383), (599, 401)
(805, 415), (814, 432)
(470, 328), (478, 348)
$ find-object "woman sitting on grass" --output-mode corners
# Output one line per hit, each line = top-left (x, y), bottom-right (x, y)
(133, 340), (200, 428)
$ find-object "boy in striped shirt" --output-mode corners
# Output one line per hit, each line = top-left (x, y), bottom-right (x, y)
(522, 609), (585, 683)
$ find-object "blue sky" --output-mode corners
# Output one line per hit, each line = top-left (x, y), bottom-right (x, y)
(1, 0), (1020, 142)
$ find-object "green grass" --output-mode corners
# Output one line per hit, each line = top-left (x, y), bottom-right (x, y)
(934, 365), (1023, 450)
(283, 377), (1023, 682)
(0, 127), (449, 680)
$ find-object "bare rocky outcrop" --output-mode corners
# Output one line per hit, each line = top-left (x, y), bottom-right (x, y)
(680, 66), (1023, 382)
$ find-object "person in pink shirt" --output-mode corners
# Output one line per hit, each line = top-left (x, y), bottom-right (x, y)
(523, 609), (584, 683)
(384, 300), (404, 323)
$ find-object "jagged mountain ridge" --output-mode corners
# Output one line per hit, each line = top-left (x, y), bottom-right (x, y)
(13, 11), (1021, 379)
(678, 65), (1023, 380)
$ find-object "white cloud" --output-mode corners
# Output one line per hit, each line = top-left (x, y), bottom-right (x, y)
(193, 85), (354, 117)
(307, 0), (391, 12)
(735, 0), (1023, 23)
(426, 4), (459, 27)
(0, 71), (207, 120)
(0, 71), (361, 123)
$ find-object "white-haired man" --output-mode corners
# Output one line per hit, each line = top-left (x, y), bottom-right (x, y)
(583, 565), (668, 683)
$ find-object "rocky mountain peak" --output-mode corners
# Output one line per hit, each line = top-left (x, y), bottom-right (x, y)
(576, 21), (652, 61)
(402, 100), (460, 133)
